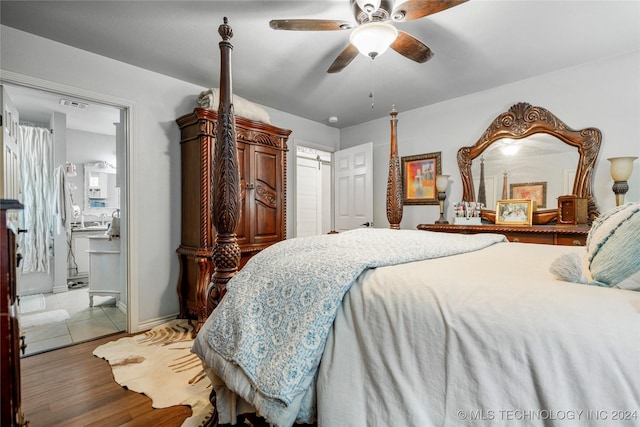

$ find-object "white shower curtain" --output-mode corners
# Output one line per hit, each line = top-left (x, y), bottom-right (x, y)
(18, 125), (53, 274)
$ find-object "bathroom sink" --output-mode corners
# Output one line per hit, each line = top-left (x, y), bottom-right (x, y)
(85, 225), (108, 230)
(72, 225), (108, 231)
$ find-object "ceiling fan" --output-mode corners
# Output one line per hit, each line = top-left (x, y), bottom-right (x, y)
(270, 0), (467, 73)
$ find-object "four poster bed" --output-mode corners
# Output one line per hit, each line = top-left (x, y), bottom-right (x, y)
(193, 19), (640, 427)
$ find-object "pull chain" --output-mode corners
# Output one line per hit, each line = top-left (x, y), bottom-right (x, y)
(369, 56), (375, 109)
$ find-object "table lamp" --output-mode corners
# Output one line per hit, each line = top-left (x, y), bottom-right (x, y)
(608, 156), (637, 206)
(435, 175), (450, 224)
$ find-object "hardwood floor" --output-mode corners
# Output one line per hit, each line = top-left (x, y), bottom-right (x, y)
(21, 332), (192, 426)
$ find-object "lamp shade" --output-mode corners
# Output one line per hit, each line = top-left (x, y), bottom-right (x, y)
(608, 156), (638, 181)
(350, 21), (398, 58)
(435, 175), (450, 192)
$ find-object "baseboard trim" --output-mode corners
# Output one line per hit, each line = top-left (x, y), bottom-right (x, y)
(136, 313), (180, 332)
(117, 300), (127, 315)
(53, 285), (68, 294)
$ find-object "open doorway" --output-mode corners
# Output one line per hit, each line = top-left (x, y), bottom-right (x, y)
(1, 81), (128, 355)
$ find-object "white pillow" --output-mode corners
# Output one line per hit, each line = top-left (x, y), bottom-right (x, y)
(586, 202), (640, 289)
(197, 88), (272, 124)
(616, 270), (640, 292)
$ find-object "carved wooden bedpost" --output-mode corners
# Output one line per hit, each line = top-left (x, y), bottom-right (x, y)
(386, 105), (403, 229)
(208, 17), (241, 315)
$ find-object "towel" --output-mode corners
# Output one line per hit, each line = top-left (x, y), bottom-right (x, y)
(108, 209), (121, 240)
(53, 165), (72, 235)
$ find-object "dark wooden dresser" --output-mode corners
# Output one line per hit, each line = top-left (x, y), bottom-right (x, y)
(1, 199), (27, 426)
(417, 223), (590, 246)
(175, 108), (291, 330)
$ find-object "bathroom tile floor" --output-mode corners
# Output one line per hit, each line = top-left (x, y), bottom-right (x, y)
(20, 286), (126, 357)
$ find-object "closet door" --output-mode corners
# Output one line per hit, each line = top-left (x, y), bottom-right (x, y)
(296, 156), (323, 237)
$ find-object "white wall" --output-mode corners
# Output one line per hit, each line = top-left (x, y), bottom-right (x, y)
(1, 25), (338, 328)
(50, 111), (68, 293)
(340, 51), (640, 230)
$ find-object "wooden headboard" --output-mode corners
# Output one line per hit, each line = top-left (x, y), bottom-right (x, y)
(207, 19), (404, 316)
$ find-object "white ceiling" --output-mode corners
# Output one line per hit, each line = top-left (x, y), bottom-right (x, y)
(2, 82), (121, 135)
(1, 0), (639, 130)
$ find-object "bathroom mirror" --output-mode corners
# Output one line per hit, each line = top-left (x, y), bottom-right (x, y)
(457, 102), (601, 224)
(84, 162), (119, 214)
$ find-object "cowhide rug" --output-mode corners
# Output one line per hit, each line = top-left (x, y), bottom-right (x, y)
(93, 319), (213, 426)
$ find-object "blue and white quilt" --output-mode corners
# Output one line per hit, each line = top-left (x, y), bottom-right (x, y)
(193, 228), (506, 426)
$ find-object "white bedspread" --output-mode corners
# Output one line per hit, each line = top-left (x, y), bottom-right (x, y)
(193, 228), (506, 426)
(317, 243), (640, 426)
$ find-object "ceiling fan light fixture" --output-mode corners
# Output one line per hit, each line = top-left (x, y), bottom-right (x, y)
(350, 21), (398, 58)
(355, 0), (381, 14)
(500, 139), (520, 156)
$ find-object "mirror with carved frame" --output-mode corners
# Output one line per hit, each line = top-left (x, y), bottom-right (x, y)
(457, 102), (601, 224)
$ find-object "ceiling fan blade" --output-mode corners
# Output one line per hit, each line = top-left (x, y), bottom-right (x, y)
(391, 0), (467, 22)
(269, 19), (354, 31)
(391, 31), (433, 63)
(327, 44), (359, 73)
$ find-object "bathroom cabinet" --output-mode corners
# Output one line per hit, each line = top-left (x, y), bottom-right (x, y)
(175, 108), (291, 331)
(87, 235), (121, 307)
(69, 228), (108, 281)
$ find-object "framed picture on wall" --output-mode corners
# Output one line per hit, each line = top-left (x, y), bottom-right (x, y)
(401, 152), (442, 205)
(510, 181), (547, 208)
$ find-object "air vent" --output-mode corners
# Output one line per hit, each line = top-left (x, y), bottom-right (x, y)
(59, 99), (89, 110)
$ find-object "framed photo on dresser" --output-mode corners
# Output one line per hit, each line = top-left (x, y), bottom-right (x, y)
(496, 199), (535, 226)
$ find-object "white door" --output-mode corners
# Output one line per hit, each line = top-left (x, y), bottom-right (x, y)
(296, 156), (322, 237)
(334, 142), (373, 231)
(1, 85), (21, 199)
(1, 85), (21, 225)
(295, 146), (332, 237)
